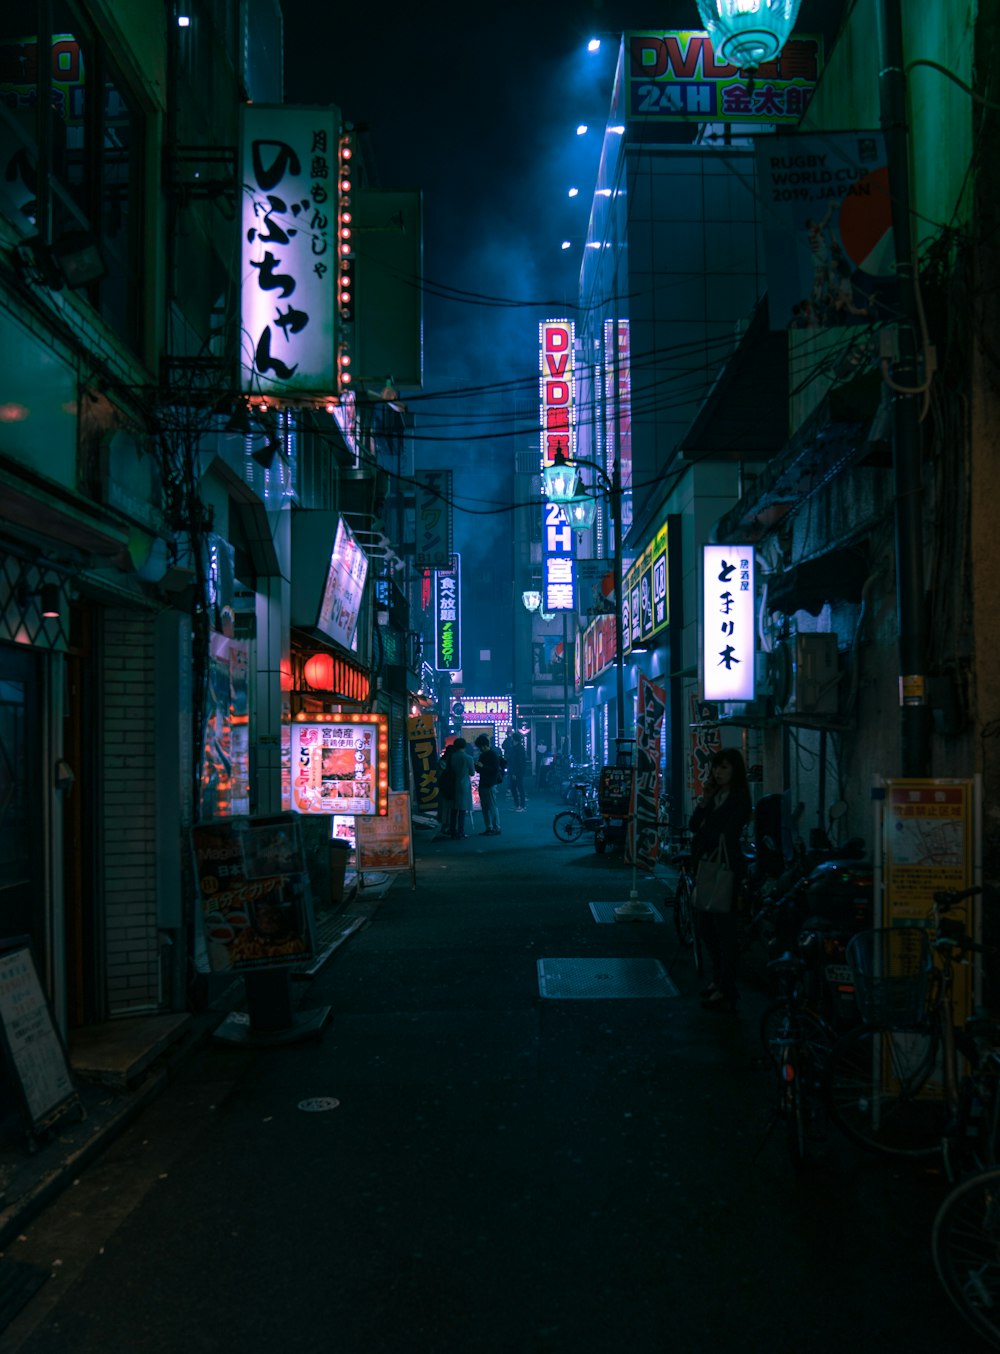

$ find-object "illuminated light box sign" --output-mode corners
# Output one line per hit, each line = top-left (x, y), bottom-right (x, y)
(316, 517), (368, 649)
(702, 545), (755, 702)
(290, 714), (389, 816)
(240, 105), (339, 400)
(539, 319), (575, 466)
(626, 31), (823, 125)
(544, 554), (576, 613)
(435, 554), (461, 671)
(452, 696), (513, 725)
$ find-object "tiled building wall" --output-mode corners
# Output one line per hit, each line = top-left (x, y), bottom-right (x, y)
(103, 607), (162, 1015)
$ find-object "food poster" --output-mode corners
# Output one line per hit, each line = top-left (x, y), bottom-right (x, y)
(355, 790), (414, 878)
(200, 635), (250, 819)
(291, 721), (380, 815)
(191, 815), (316, 972)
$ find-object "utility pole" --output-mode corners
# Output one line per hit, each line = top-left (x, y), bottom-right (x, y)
(878, 0), (932, 777)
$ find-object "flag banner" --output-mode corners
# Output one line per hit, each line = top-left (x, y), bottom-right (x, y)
(628, 673), (667, 870)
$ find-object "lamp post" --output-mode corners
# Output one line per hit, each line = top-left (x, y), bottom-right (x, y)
(543, 449), (627, 742)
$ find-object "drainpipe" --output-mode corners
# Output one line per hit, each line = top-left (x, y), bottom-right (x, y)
(878, 0), (932, 776)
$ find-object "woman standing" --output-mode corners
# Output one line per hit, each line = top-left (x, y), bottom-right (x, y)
(689, 748), (752, 1010)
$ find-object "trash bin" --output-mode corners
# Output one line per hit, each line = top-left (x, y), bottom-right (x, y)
(330, 838), (350, 905)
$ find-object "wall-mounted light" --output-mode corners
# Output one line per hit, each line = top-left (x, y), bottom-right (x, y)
(17, 580), (62, 618)
(521, 590), (541, 612)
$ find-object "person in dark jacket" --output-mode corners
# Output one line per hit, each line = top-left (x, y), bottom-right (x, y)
(503, 731), (528, 810)
(689, 747), (752, 1009)
(474, 733), (502, 836)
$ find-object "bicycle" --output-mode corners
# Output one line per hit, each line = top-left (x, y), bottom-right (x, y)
(552, 782), (603, 844)
(755, 938), (838, 1170)
(931, 1158), (1000, 1349)
(667, 836), (703, 977)
(824, 885), (999, 1163)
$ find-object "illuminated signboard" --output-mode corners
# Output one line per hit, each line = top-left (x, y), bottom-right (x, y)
(625, 31), (823, 125)
(544, 554), (576, 613)
(539, 319), (575, 467)
(435, 554), (461, 671)
(290, 713), (390, 816)
(702, 545), (755, 701)
(316, 517), (369, 649)
(414, 469), (454, 568)
(240, 105), (339, 400)
(451, 696), (513, 725)
(620, 524), (670, 655)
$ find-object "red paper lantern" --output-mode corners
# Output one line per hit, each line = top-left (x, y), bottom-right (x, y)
(303, 653), (335, 690)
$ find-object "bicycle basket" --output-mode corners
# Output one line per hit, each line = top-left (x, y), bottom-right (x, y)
(845, 927), (932, 1027)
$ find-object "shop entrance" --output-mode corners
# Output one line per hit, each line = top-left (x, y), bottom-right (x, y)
(0, 643), (46, 965)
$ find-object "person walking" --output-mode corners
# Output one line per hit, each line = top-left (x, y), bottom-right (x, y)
(448, 737), (476, 839)
(473, 733), (502, 836)
(504, 731), (527, 810)
(689, 747), (752, 1011)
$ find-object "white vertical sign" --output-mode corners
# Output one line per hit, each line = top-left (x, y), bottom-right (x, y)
(702, 545), (755, 701)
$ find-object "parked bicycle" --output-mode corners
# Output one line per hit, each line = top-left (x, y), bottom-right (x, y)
(666, 835), (703, 977)
(932, 1154), (1000, 1349)
(824, 885), (999, 1163)
(552, 782), (603, 844)
(755, 938), (838, 1170)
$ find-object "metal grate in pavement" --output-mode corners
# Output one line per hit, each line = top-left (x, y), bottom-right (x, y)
(588, 901), (664, 924)
(0, 1258), (48, 1334)
(537, 957), (678, 999)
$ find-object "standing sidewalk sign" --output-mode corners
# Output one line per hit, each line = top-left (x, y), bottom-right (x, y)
(0, 939), (82, 1145)
(355, 790), (416, 888)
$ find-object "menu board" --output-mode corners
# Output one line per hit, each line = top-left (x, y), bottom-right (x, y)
(191, 814), (317, 972)
(0, 941), (80, 1138)
(290, 718), (387, 816)
(355, 791), (415, 883)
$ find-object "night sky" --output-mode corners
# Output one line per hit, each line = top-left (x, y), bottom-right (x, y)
(278, 2), (840, 686)
(279, 4), (671, 544)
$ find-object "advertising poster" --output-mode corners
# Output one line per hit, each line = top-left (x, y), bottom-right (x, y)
(407, 713), (440, 813)
(628, 674), (667, 870)
(290, 717), (387, 816)
(355, 790), (415, 884)
(754, 130), (896, 331)
(316, 517), (369, 649)
(191, 815), (316, 972)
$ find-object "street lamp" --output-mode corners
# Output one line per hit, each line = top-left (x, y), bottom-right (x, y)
(695, 0), (803, 71)
(543, 449), (627, 741)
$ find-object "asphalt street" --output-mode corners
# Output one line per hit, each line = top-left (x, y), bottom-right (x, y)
(2, 784), (992, 1353)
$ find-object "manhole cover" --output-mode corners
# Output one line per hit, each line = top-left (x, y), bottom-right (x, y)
(297, 1097), (341, 1112)
(536, 957), (678, 999)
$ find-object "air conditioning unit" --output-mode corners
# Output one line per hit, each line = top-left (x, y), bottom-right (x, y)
(769, 633), (839, 715)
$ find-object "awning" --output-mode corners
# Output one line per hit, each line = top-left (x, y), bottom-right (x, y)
(766, 545), (870, 617)
(680, 297), (789, 463)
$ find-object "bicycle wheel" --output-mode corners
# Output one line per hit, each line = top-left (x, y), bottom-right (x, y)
(759, 1002), (835, 1073)
(671, 874), (703, 976)
(782, 1051), (809, 1170)
(553, 811), (584, 843)
(932, 1167), (1000, 1348)
(825, 1024), (948, 1159)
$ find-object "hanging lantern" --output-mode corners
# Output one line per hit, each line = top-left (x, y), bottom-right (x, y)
(522, 590), (542, 612)
(303, 652), (335, 689)
(565, 494), (598, 531)
(695, 0), (803, 71)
